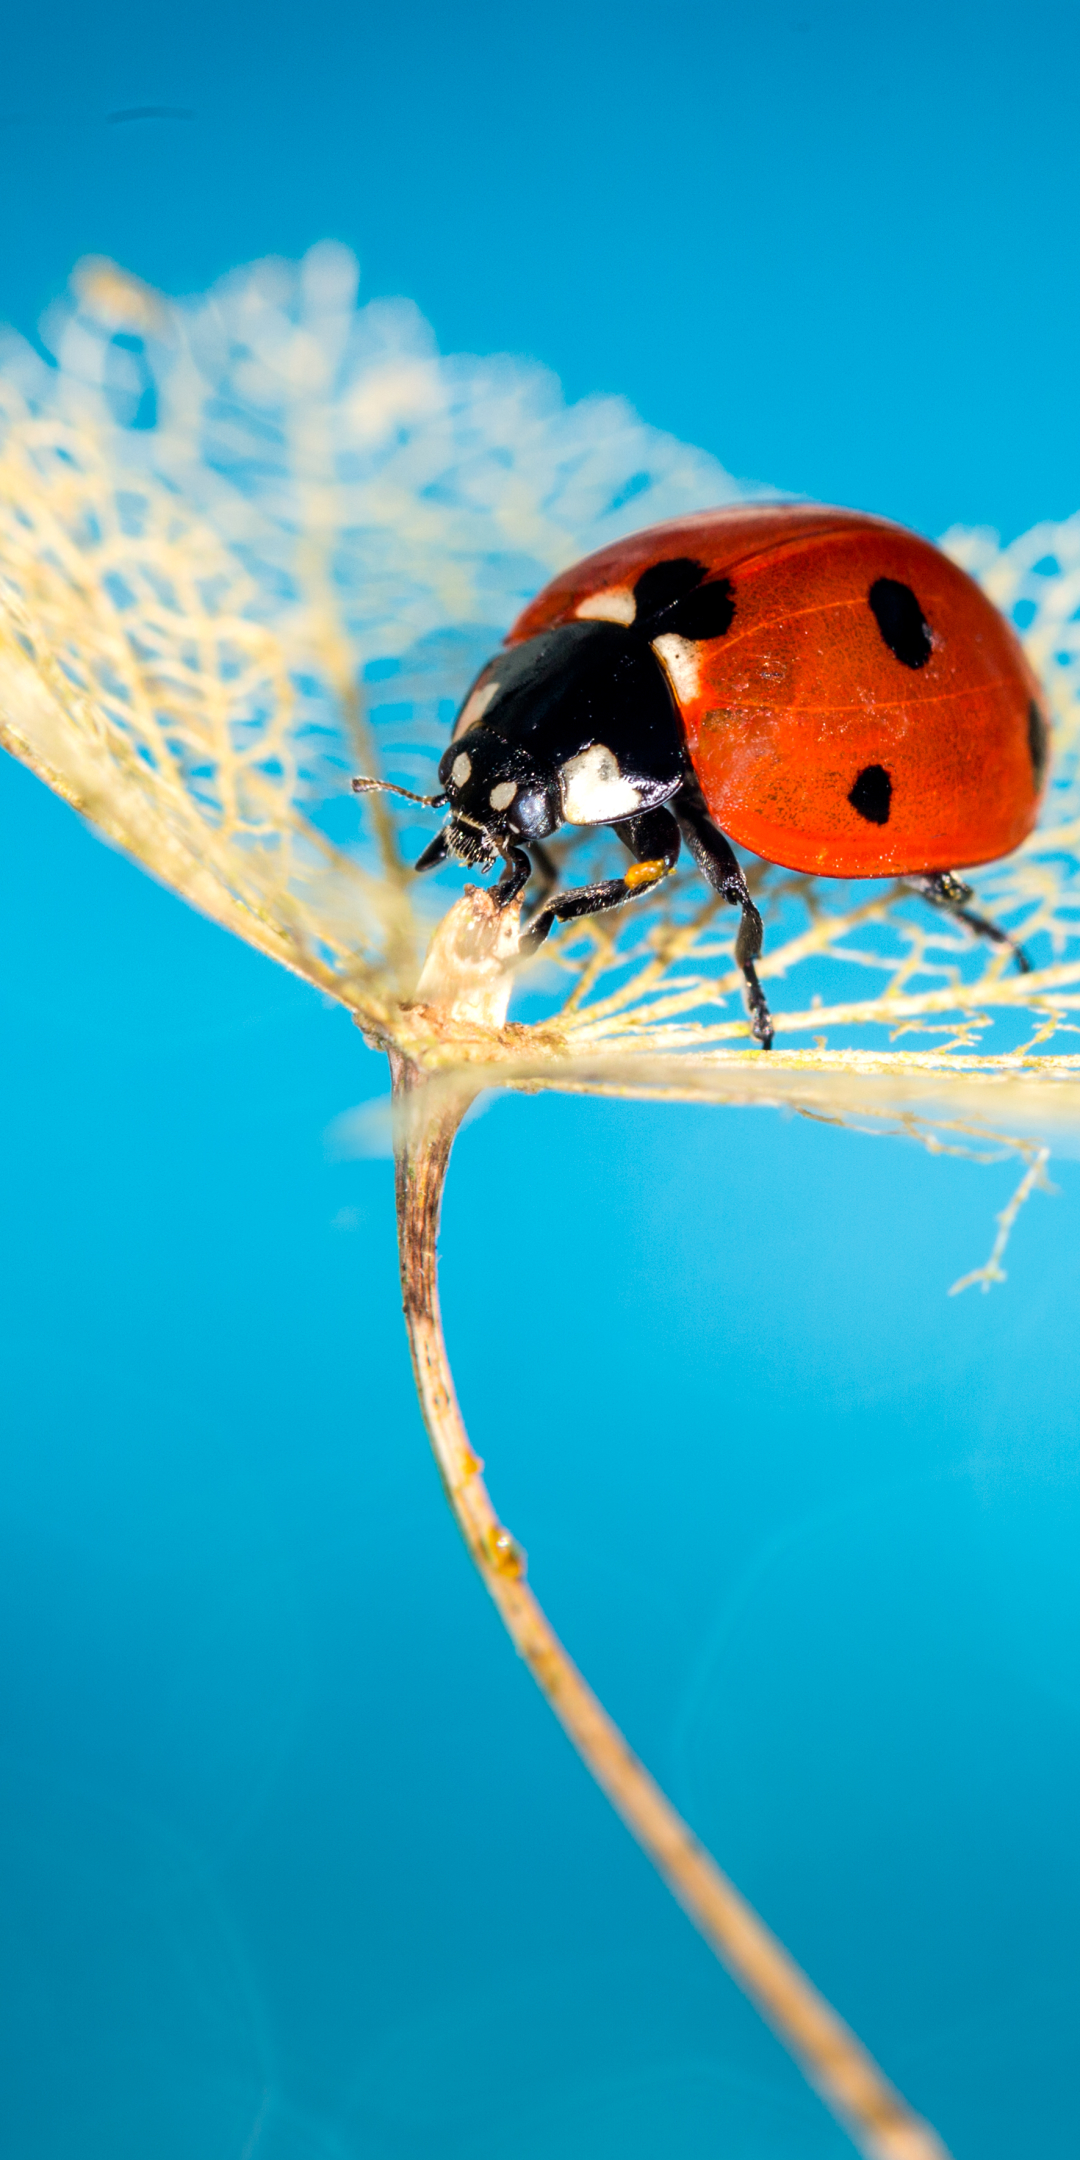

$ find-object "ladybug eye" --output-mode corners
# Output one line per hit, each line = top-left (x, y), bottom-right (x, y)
(868, 578), (932, 669)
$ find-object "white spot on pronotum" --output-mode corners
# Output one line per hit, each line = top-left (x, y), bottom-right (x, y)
(575, 585), (637, 626)
(559, 743), (643, 825)
(489, 780), (517, 811)
(451, 751), (472, 788)
(453, 678), (500, 737)
(651, 632), (701, 702)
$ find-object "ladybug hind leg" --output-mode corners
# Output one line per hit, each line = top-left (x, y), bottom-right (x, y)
(674, 783), (774, 1050)
(906, 872), (1033, 974)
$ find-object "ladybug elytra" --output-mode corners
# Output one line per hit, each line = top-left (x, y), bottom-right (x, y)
(355, 504), (1047, 1047)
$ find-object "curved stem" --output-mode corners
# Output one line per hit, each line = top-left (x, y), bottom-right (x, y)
(390, 1047), (951, 2160)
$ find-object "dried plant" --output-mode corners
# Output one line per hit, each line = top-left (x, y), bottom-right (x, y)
(4, 242), (1080, 2159)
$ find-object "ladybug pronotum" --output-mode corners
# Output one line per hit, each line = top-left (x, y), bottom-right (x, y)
(354, 504), (1048, 1048)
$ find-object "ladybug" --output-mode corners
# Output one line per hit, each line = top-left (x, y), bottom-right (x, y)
(354, 504), (1047, 1047)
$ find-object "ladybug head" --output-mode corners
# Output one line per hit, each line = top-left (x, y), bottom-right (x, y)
(437, 727), (561, 863)
(350, 721), (560, 872)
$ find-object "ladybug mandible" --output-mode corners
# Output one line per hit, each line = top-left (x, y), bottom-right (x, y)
(354, 504), (1047, 1048)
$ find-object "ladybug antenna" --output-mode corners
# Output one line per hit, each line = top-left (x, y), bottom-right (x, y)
(351, 775), (447, 812)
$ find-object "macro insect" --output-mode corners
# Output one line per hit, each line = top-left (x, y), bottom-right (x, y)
(354, 503), (1048, 1047)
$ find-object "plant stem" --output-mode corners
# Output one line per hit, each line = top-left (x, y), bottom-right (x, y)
(390, 1046), (951, 2160)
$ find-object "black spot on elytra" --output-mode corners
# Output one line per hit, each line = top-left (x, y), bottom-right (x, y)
(634, 557), (707, 619)
(1028, 698), (1049, 786)
(664, 578), (736, 641)
(868, 577), (932, 669)
(848, 763), (892, 824)
(635, 557), (736, 641)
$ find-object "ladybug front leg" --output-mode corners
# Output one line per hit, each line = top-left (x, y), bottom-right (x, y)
(522, 839), (560, 919)
(674, 783), (774, 1049)
(905, 873), (1032, 973)
(517, 806), (679, 955)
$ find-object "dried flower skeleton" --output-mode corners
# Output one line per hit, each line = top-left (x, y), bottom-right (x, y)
(4, 244), (1080, 2159)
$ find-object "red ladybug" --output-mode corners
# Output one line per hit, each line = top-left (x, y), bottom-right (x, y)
(354, 504), (1047, 1047)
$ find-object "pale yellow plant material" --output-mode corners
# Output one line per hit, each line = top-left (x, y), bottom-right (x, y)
(5, 245), (1080, 2157)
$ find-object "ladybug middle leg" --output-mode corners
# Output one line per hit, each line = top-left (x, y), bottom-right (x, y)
(674, 782), (774, 1050)
(905, 872), (1033, 974)
(516, 806), (680, 955)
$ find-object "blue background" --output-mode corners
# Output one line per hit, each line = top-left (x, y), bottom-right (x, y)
(3, 5), (1080, 2155)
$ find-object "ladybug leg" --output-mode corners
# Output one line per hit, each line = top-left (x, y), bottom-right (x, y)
(517, 806), (679, 955)
(491, 845), (534, 910)
(673, 786), (774, 1049)
(522, 838), (560, 919)
(414, 829), (559, 913)
(906, 872), (1033, 974)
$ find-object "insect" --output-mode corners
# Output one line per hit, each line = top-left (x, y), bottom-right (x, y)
(354, 503), (1048, 1047)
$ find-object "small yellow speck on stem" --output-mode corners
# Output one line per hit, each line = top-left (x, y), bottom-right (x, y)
(485, 1525), (527, 1579)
